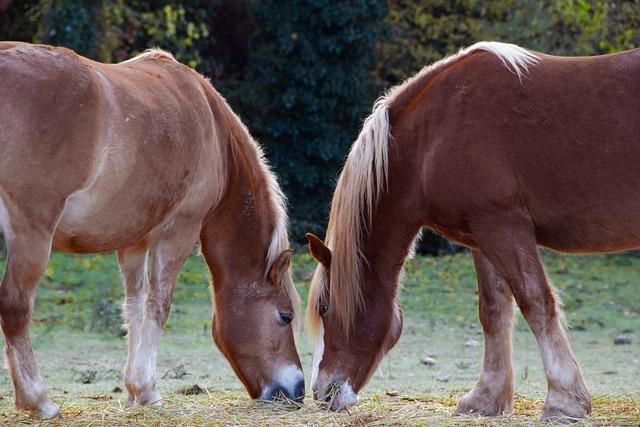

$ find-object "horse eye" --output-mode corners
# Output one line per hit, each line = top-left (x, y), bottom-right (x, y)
(319, 304), (329, 316)
(278, 311), (294, 325)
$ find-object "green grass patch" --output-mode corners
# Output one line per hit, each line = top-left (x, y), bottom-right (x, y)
(0, 249), (638, 337)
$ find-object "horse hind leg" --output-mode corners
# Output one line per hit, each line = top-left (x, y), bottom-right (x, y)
(456, 251), (515, 416)
(0, 197), (65, 418)
(470, 212), (591, 421)
(121, 219), (199, 407)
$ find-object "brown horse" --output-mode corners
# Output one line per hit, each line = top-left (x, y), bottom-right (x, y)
(306, 41), (640, 420)
(0, 42), (303, 418)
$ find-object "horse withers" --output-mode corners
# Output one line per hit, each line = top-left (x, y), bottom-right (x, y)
(306, 42), (640, 421)
(0, 42), (303, 417)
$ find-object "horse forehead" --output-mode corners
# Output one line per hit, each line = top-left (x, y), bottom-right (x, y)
(230, 281), (282, 302)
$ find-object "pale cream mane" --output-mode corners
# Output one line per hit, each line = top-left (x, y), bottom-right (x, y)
(256, 139), (302, 328)
(308, 42), (539, 335)
(120, 48), (177, 64)
(213, 89), (301, 324)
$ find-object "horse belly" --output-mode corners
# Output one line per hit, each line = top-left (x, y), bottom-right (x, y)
(55, 187), (157, 253)
(533, 197), (640, 253)
(54, 142), (215, 253)
(489, 53), (640, 253)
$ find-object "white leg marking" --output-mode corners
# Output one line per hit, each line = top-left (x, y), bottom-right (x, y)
(6, 341), (59, 418)
(130, 321), (163, 406)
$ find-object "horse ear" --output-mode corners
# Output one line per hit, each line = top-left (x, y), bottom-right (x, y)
(268, 248), (294, 284)
(306, 233), (331, 269)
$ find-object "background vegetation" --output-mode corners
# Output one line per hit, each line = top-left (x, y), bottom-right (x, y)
(2, 0), (640, 251)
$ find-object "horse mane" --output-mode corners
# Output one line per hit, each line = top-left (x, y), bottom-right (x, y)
(203, 81), (301, 325)
(308, 42), (539, 336)
(120, 48), (177, 64)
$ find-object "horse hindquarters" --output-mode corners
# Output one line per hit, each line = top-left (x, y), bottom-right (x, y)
(0, 46), (103, 416)
(468, 210), (591, 421)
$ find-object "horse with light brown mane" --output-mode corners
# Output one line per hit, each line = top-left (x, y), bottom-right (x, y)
(306, 41), (640, 421)
(0, 42), (303, 418)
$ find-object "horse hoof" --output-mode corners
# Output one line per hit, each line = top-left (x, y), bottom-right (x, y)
(455, 391), (512, 417)
(138, 390), (164, 408)
(37, 400), (60, 419)
(147, 398), (164, 409)
(540, 407), (585, 424)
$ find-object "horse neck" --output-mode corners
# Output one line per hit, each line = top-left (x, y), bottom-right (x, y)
(362, 194), (421, 302)
(200, 104), (279, 289)
(359, 126), (424, 306)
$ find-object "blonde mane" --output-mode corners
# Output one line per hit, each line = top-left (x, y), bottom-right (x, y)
(308, 42), (539, 335)
(120, 48), (177, 64)
(257, 140), (302, 329)
(204, 83), (300, 324)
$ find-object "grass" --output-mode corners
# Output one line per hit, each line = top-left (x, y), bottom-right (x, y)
(0, 249), (639, 425)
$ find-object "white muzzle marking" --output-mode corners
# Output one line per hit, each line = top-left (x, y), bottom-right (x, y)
(310, 321), (325, 388)
(331, 382), (359, 411)
(259, 364), (304, 400)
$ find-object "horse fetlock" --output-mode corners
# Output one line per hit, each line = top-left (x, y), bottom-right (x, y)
(455, 381), (514, 416)
(15, 391), (59, 419)
(125, 377), (162, 407)
(541, 387), (591, 422)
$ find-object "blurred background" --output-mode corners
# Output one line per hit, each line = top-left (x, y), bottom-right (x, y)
(2, 0), (640, 253)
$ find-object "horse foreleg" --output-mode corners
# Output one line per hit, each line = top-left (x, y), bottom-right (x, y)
(124, 222), (199, 407)
(456, 250), (515, 416)
(117, 246), (149, 406)
(470, 212), (591, 421)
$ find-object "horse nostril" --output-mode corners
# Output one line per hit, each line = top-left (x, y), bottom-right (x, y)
(264, 382), (304, 405)
(293, 378), (305, 403)
(314, 382), (340, 403)
(271, 387), (285, 400)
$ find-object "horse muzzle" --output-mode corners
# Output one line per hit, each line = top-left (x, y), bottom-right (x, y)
(313, 380), (359, 411)
(259, 365), (305, 404)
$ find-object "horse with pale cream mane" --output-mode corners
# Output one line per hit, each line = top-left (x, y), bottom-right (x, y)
(306, 41), (640, 421)
(0, 42), (303, 418)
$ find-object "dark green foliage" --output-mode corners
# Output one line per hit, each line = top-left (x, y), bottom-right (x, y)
(233, 0), (387, 239)
(0, 0), (40, 41)
(31, 0), (101, 56)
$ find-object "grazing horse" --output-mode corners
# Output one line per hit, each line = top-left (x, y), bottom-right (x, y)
(0, 42), (303, 418)
(306, 41), (640, 420)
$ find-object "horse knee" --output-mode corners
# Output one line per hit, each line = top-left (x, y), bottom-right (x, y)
(145, 292), (171, 325)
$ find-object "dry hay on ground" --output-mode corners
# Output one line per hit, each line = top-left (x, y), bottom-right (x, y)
(0, 392), (638, 426)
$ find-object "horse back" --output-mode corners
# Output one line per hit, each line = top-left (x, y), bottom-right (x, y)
(394, 49), (640, 252)
(0, 43), (220, 252)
